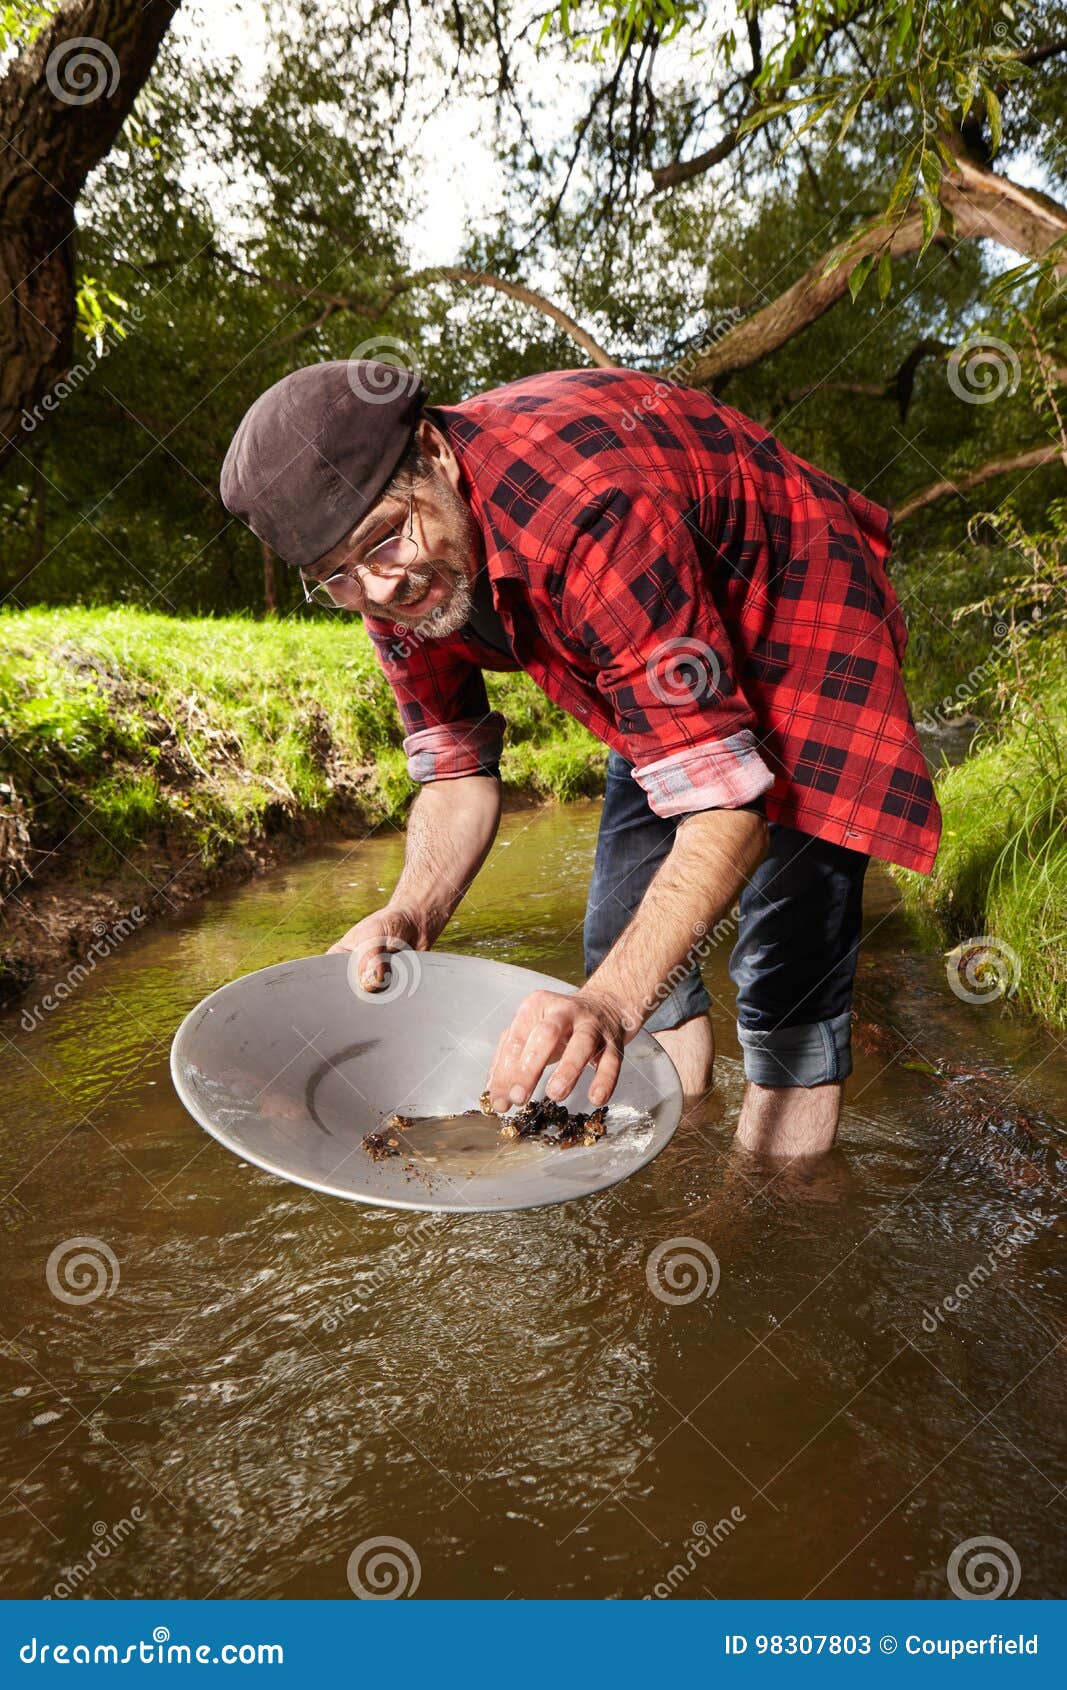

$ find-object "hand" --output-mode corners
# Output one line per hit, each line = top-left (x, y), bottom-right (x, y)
(327, 906), (422, 990)
(486, 988), (626, 1114)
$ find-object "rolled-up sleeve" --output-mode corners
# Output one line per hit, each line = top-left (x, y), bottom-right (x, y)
(559, 482), (775, 816)
(364, 618), (505, 782)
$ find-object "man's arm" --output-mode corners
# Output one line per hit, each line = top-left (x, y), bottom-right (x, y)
(329, 775), (502, 986)
(486, 805), (767, 1111)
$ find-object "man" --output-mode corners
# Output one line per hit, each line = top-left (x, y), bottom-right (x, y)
(221, 359), (940, 1159)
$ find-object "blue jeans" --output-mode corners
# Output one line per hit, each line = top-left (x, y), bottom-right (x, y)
(583, 751), (869, 1088)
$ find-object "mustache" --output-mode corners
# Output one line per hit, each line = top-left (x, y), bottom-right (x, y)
(393, 565), (436, 606)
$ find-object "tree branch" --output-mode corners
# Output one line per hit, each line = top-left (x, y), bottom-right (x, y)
(893, 443), (1064, 523)
(764, 340), (990, 423)
(675, 207), (940, 388)
(215, 254), (616, 369)
(648, 3), (867, 195)
(409, 266), (614, 367)
(937, 135), (1067, 271)
(678, 141), (1067, 391)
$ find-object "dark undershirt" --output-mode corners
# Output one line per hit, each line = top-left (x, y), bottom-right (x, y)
(461, 566), (512, 658)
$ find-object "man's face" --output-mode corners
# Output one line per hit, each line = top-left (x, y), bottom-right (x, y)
(305, 451), (481, 638)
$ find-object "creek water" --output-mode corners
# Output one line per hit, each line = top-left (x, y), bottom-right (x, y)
(1, 799), (1064, 1600)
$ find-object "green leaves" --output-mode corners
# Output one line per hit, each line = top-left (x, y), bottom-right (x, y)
(847, 252), (874, 302)
(74, 278), (131, 353)
(541, 0), (1047, 253)
(0, 2), (51, 55)
(541, 0), (703, 57)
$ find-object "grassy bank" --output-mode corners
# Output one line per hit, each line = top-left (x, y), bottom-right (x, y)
(0, 608), (603, 988)
(897, 641), (1067, 1030)
(4, 607), (1064, 1030)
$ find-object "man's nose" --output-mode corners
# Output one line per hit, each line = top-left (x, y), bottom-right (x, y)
(359, 569), (407, 609)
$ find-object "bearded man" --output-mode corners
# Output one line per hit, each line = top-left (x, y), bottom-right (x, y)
(221, 360), (939, 1159)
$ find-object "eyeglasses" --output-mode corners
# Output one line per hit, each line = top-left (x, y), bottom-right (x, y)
(301, 497), (419, 610)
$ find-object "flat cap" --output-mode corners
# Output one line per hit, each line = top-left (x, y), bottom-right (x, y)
(220, 360), (425, 570)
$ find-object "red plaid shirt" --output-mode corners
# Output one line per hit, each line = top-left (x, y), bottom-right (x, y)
(365, 369), (940, 874)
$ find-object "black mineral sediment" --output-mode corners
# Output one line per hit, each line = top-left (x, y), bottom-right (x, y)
(499, 1098), (608, 1148)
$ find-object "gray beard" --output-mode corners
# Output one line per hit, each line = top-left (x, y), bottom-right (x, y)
(405, 571), (472, 639)
(390, 478), (479, 638)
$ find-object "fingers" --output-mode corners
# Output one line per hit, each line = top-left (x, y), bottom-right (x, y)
(507, 1017), (572, 1106)
(353, 939), (390, 991)
(588, 1041), (623, 1108)
(488, 992), (563, 1110)
(328, 918), (401, 990)
(544, 1024), (603, 1101)
(487, 991), (622, 1112)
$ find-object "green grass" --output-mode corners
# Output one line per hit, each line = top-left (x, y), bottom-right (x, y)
(5, 605), (1063, 1030)
(0, 607), (604, 884)
(896, 639), (1067, 1029)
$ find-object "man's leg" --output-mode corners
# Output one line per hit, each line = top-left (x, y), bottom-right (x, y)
(728, 826), (869, 1158)
(655, 1016), (716, 1099)
(584, 752), (714, 1098)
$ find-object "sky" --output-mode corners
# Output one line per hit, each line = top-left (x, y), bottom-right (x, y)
(171, 0), (560, 269)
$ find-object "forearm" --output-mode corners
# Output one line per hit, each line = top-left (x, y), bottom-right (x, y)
(587, 808), (768, 1034)
(387, 774), (502, 946)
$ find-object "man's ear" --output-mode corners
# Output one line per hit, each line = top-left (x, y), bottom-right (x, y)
(417, 417), (462, 494)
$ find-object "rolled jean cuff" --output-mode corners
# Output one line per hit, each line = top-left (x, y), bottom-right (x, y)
(736, 1009), (853, 1088)
(642, 970), (711, 1036)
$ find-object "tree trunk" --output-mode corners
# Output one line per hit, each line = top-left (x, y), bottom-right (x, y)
(33, 454), (47, 566)
(262, 540), (278, 616)
(0, 0), (180, 469)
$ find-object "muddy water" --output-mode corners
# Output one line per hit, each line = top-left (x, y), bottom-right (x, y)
(1, 801), (1064, 1601)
